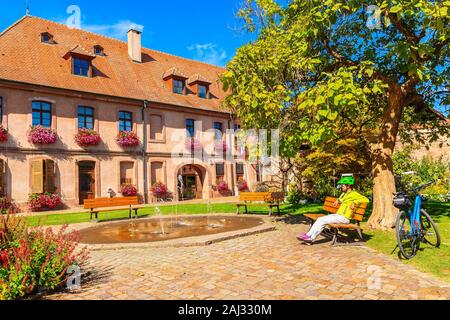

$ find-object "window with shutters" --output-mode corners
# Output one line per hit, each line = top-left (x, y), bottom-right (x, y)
(0, 159), (4, 196)
(31, 159), (56, 194)
(150, 115), (164, 141)
(236, 163), (244, 182)
(215, 163), (225, 184)
(120, 162), (134, 186)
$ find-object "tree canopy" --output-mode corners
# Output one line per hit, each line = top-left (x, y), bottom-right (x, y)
(222, 0), (450, 229)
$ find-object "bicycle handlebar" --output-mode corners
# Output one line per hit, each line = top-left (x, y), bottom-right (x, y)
(414, 181), (434, 192)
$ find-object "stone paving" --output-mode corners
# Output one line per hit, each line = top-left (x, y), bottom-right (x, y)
(47, 216), (450, 300)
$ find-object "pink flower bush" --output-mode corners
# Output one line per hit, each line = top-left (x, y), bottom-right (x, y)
(0, 127), (8, 143)
(151, 182), (168, 199)
(0, 197), (12, 214)
(217, 181), (230, 193)
(75, 129), (100, 147)
(28, 126), (57, 145)
(120, 184), (138, 197)
(116, 131), (140, 148)
(185, 138), (202, 152)
(0, 216), (89, 300)
(238, 180), (250, 192)
(214, 140), (228, 153)
(28, 193), (61, 212)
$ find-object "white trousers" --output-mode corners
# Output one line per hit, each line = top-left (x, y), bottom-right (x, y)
(307, 214), (350, 240)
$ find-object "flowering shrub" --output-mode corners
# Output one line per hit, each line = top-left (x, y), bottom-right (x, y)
(120, 184), (138, 197)
(214, 140), (228, 153)
(27, 126), (57, 145)
(116, 131), (140, 148)
(0, 127), (8, 143)
(0, 198), (19, 215)
(151, 182), (168, 199)
(237, 180), (250, 192)
(75, 129), (100, 147)
(185, 138), (202, 152)
(28, 193), (61, 212)
(0, 216), (89, 300)
(217, 181), (230, 193)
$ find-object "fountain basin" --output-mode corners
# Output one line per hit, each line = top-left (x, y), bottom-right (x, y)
(77, 215), (275, 250)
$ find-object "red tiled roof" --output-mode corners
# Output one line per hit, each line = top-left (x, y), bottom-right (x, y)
(187, 73), (212, 85)
(0, 16), (228, 112)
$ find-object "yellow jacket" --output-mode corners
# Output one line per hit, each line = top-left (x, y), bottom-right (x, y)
(337, 190), (370, 220)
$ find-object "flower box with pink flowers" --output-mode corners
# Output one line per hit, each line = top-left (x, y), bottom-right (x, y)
(0, 126), (8, 143)
(116, 131), (140, 148)
(75, 129), (101, 147)
(120, 184), (138, 197)
(185, 138), (202, 152)
(28, 126), (58, 145)
(28, 193), (62, 212)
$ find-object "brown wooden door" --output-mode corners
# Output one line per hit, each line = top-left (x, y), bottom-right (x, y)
(79, 162), (95, 204)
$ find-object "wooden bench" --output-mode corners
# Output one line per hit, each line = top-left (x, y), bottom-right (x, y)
(304, 196), (368, 246)
(84, 196), (144, 222)
(236, 192), (285, 216)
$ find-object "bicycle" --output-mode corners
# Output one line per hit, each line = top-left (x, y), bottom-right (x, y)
(393, 173), (441, 259)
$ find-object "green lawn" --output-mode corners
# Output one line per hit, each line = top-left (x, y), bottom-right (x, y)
(362, 201), (450, 283)
(25, 202), (323, 226)
(26, 200), (449, 283)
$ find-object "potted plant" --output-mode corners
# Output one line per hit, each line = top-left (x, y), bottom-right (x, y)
(151, 182), (168, 200)
(0, 126), (8, 143)
(120, 184), (138, 197)
(185, 138), (202, 152)
(116, 131), (140, 148)
(28, 126), (57, 145)
(28, 193), (61, 212)
(214, 140), (228, 153)
(75, 128), (101, 147)
(237, 180), (250, 192)
(217, 181), (231, 196)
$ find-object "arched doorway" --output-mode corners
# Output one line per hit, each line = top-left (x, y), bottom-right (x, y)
(177, 165), (205, 200)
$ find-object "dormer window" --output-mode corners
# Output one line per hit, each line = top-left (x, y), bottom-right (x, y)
(198, 85), (208, 99)
(173, 79), (185, 95)
(187, 74), (212, 99)
(73, 57), (91, 77)
(93, 45), (104, 56)
(63, 45), (96, 78)
(41, 32), (54, 44)
(163, 67), (189, 95)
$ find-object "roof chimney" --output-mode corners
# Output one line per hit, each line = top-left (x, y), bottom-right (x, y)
(127, 29), (142, 63)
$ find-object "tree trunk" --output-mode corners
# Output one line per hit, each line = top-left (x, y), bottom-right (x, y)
(367, 85), (404, 230)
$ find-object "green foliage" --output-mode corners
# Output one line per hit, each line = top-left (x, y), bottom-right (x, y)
(222, 0), (450, 183)
(393, 145), (450, 201)
(0, 216), (89, 300)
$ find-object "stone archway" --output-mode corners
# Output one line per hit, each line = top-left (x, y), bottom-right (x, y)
(176, 164), (209, 201)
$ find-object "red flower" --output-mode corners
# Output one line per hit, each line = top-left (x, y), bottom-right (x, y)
(151, 182), (168, 198)
(116, 131), (140, 148)
(28, 193), (61, 212)
(217, 181), (230, 193)
(0, 126), (8, 143)
(120, 184), (138, 197)
(27, 126), (57, 145)
(75, 129), (101, 147)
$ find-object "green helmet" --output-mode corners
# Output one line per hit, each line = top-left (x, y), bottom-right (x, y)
(337, 176), (355, 186)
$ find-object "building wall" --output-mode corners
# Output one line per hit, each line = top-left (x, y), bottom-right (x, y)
(0, 83), (257, 210)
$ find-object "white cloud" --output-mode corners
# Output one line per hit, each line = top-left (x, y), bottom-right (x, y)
(82, 20), (144, 40)
(187, 43), (228, 66)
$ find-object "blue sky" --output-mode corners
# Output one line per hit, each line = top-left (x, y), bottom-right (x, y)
(0, 0), (254, 67)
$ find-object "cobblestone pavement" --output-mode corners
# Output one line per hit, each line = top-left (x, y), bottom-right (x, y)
(48, 218), (450, 300)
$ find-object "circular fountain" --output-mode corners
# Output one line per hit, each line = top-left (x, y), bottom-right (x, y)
(78, 215), (270, 246)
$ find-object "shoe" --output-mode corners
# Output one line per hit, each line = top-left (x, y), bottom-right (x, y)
(296, 234), (309, 241)
(297, 234), (313, 243)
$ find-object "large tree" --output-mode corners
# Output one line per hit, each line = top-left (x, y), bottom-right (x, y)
(222, 0), (450, 229)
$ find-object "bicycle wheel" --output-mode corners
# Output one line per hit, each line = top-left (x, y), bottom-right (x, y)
(420, 209), (441, 248)
(395, 211), (419, 259)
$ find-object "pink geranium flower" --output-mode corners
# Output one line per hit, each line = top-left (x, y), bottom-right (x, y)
(28, 126), (57, 145)
(0, 126), (8, 143)
(75, 129), (101, 147)
(116, 131), (140, 148)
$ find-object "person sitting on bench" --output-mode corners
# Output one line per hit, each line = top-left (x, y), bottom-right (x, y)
(297, 176), (369, 243)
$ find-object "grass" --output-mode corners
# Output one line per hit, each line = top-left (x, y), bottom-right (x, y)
(362, 201), (450, 283)
(25, 202), (324, 227)
(25, 200), (449, 283)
